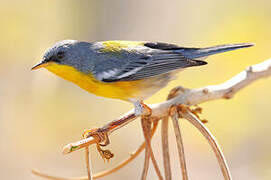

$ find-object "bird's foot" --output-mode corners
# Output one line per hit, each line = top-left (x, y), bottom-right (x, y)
(96, 143), (114, 162)
(82, 128), (110, 146)
(82, 128), (114, 161)
(133, 100), (152, 116)
(177, 104), (208, 124)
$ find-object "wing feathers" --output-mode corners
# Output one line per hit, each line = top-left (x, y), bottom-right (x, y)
(100, 53), (206, 82)
(95, 41), (252, 82)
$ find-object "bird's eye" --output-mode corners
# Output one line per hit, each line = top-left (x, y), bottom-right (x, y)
(57, 51), (65, 59)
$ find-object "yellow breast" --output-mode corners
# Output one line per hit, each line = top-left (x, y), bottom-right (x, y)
(45, 63), (147, 101)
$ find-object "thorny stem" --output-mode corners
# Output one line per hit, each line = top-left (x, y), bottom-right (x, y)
(141, 117), (163, 180)
(170, 107), (188, 180)
(180, 107), (232, 180)
(161, 116), (172, 180)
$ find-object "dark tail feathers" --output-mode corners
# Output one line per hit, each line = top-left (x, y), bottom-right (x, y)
(180, 43), (254, 59)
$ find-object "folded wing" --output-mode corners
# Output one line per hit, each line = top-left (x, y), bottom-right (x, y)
(93, 41), (207, 82)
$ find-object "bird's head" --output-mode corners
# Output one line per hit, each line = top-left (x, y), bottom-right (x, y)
(32, 40), (94, 73)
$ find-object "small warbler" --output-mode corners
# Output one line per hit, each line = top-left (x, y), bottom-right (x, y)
(32, 40), (253, 115)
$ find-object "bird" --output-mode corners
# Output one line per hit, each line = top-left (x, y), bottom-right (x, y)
(32, 40), (253, 115)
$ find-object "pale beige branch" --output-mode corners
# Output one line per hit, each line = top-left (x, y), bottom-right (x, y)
(161, 116), (172, 180)
(141, 117), (163, 180)
(180, 109), (231, 180)
(171, 107), (188, 180)
(31, 169), (85, 180)
(141, 142), (150, 180)
(94, 121), (159, 179)
(32, 122), (159, 180)
(152, 58), (271, 117)
(85, 147), (92, 180)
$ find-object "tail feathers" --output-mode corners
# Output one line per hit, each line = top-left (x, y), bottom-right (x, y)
(180, 43), (254, 59)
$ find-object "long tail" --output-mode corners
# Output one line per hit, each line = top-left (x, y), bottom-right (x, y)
(180, 43), (254, 59)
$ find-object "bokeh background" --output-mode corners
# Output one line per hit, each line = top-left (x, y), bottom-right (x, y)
(1, 0), (271, 179)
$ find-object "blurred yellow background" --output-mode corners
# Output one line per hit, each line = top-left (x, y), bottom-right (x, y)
(1, 0), (271, 179)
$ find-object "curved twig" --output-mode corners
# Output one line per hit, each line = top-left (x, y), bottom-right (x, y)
(180, 108), (231, 180)
(170, 107), (188, 180)
(31, 169), (85, 180)
(85, 147), (92, 180)
(32, 122), (159, 180)
(161, 116), (172, 180)
(141, 117), (163, 180)
(141, 139), (150, 180)
(94, 121), (159, 179)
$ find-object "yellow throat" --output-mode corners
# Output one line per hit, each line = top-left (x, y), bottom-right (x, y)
(45, 63), (144, 101)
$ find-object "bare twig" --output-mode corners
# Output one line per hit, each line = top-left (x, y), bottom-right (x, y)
(32, 122), (159, 180)
(170, 107), (188, 180)
(152, 58), (271, 117)
(63, 137), (98, 154)
(141, 138), (150, 180)
(31, 169), (85, 180)
(141, 117), (163, 180)
(85, 147), (92, 180)
(161, 116), (172, 180)
(94, 121), (159, 179)
(63, 113), (138, 154)
(179, 107), (231, 180)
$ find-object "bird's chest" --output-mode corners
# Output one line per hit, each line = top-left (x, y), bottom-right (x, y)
(45, 64), (160, 100)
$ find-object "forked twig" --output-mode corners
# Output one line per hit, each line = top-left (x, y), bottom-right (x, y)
(159, 84), (185, 180)
(32, 122), (159, 180)
(141, 137), (150, 180)
(31, 170), (84, 180)
(161, 116), (172, 180)
(63, 113), (138, 154)
(141, 116), (151, 180)
(179, 106), (231, 180)
(94, 121), (159, 179)
(141, 117), (163, 180)
(170, 107), (188, 180)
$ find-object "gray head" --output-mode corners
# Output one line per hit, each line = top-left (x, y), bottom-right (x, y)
(32, 40), (95, 72)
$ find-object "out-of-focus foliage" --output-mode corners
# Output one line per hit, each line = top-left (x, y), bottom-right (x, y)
(1, 0), (271, 179)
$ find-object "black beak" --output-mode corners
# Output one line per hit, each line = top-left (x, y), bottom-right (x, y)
(31, 60), (52, 70)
